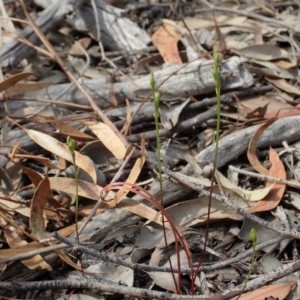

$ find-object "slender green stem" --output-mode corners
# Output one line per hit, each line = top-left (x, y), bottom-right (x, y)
(66, 136), (79, 243)
(150, 74), (164, 190)
(235, 228), (257, 300)
(246, 228), (257, 283)
(193, 51), (222, 292)
(212, 51), (221, 162)
(150, 73), (182, 294)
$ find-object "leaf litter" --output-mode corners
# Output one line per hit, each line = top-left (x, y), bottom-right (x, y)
(1, 0), (300, 299)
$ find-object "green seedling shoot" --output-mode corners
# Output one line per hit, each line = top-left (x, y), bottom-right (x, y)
(236, 228), (257, 300)
(150, 73), (164, 194)
(67, 136), (80, 243)
(194, 51), (222, 290)
(212, 50), (221, 159)
(247, 227), (257, 283)
(150, 73), (183, 293)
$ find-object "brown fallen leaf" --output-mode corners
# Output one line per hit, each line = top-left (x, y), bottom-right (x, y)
(4, 225), (51, 271)
(239, 44), (289, 61)
(5, 81), (52, 96)
(247, 118), (276, 175)
(0, 221), (83, 259)
(49, 177), (102, 200)
(22, 166), (59, 220)
(0, 189), (30, 217)
(266, 77), (300, 96)
(0, 72), (34, 93)
(250, 147), (286, 213)
(234, 95), (300, 119)
(152, 23), (182, 64)
(84, 121), (128, 160)
(26, 129), (98, 183)
(115, 154), (146, 204)
(51, 119), (96, 141)
(231, 282), (296, 300)
(29, 176), (50, 240)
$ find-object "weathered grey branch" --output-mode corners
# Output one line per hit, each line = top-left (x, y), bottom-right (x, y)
(2, 59), (253, 112)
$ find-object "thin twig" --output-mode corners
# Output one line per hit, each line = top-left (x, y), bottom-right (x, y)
(228, 165), (300, 189)
(0, 232), (283, 272)
(1, 255), (300, 300)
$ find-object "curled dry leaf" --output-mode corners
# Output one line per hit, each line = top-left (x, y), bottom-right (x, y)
(247, 118), (277, 175)
(26, 129), (98, 183)
(0, 241), (44, 258)
(23, 166), (47, 187)
(167, 189), (248, 225)
(250, 147), (286, 213)
(23, 167), (58, 221)
(216, 170), (275, 201)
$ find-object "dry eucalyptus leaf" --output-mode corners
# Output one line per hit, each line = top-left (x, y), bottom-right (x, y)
(84, 121), (128, 159)
(29, 176), (50, 240)
(4, 226), (52, 271)
(87, 260), (133, 287)
(4, 226), (51, 271)
(26, 129), (98, 183)
(114, 155), (145, 204)
(147, 271), (179, 293)
(250, 148), (286, 213)
(49, 177), (102, 200)
(266, 77), (300, 96)
(247, 118), (276, 175)
(0, 72), (34, 93)
(5, 81), (52, 96)
(239, 45), (290, 61)
(152, 23), (182, 65)
(234, 282), (296, 300)
(217, 170), (275, 201)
